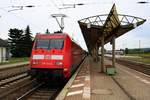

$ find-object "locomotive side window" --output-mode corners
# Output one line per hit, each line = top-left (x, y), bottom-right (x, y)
(49, 39), (64, 49)
(36, 39), (49, 49)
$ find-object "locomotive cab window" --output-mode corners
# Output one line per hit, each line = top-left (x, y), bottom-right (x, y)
(35, 39), (64, 50)
(49, 39), (64, 50)
(36, 39), (49, 49)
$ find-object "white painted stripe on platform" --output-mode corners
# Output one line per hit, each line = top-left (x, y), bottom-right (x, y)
(118, 67), (150, 85)
(55, 57), (87, 100)
(134, 76), (140, 78)
(76, 76), (86, 78)
(83, 87), (90, 99)
(71, 84), (84, 88)
(0, 87), (6, 88)
(85, 75), (90, 81)
(83, 65), (91, 99)
(67, 90), (83, 96)
(141, 79), (150, 84)
(74, 79), (80, 82)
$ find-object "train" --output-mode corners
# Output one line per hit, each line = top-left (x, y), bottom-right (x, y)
(29, 32), (86, 81)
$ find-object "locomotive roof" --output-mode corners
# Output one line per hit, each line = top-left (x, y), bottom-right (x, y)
(36, 33), (69, 39)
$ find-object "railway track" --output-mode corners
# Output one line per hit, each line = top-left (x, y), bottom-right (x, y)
(0, 69), (63, 100)
(0, 76), (38, 100)
(0, 73), (28, 87)
(0, 58), (86, 100)
(17, 83), (60, 100)
(0, 64), (29, 81)
(106, 57), (150, 75)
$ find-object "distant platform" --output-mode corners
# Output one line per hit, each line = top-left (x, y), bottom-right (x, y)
(0, 62), (29, 70)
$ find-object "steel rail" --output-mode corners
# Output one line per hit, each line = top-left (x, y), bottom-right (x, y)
(0, 77), (36, 99)
(17, 83), (43, 100)
(0, 73), (28, 87)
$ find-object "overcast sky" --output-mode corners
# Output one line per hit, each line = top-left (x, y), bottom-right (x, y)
(0, 0), (149, 50)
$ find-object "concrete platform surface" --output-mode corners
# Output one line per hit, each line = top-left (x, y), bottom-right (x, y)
(105, 59), (150, 100)
(56, 56), (133, 100)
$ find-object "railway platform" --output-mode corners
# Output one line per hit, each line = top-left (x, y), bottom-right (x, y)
(0, 61), (29, 70)
(56, 56), (150, 100)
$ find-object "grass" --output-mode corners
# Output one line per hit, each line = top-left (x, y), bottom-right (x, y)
(125, 53), (150, 57)
(122, 53), (150, 64)
(0, 57), (29, 65)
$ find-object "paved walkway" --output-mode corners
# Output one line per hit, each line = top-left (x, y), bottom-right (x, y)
(56, 56), (150, 100)
(90, 57), (129, 100)
(56, 56), (130, 100)
(105, 59), (150, 100)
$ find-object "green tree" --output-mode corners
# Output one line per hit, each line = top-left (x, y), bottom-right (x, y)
(125, 48), (129, 54)
(8, 28), (24, 57)
(23, 25), (33, 56)
(45, 29), (50, 34)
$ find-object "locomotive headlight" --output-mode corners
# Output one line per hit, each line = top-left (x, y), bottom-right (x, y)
(32, 61), (38, 64)
(51, 55), (63, 60)
(64, 68), (68, 72)
(55, 61), (63, 65)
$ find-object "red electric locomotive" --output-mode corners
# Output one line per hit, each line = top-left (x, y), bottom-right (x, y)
(29, 32), (85, 80)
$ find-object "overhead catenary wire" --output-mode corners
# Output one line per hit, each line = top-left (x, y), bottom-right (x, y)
(58, 0), (114, 10)
(0, 1), (113, 12)
(0, 7), (43, 32)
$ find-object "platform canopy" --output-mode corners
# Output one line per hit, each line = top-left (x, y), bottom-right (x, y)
(78, 4), (146, 57)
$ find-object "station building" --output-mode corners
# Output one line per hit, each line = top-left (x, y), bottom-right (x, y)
(0, 38), (9, 63)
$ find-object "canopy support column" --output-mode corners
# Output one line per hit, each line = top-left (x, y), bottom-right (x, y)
(92, 44), (99, 62)
(112, 36), (116, 68)
(101, 35), (104, 72)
